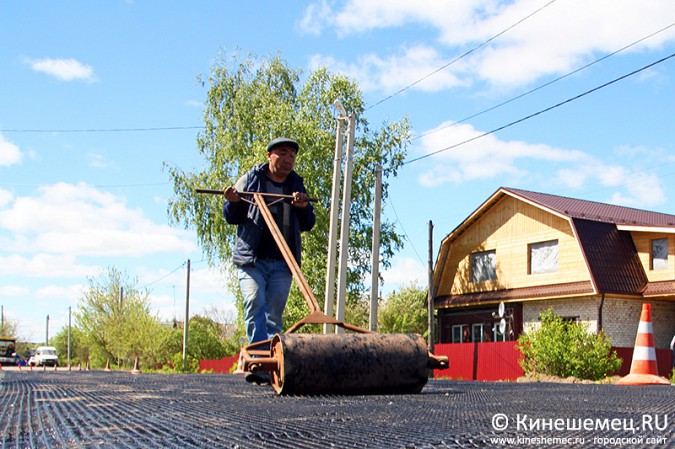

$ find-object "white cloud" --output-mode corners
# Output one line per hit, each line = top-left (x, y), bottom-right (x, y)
(0, 189), (13, 207)
(0, 254), (97, 278)
(298, 0), (333, 35)
(24, 57), (98, 82)
(305, 0), (675, 92)
(87, 152), (115, 169)
(309, 44), (468, 93)
(34, 284), (84, 301)
(0, 285), (29, 296)
(0, 182), (195, 257)
(0, 133), (22, 166)
(415, 121), (585, 186)
(380, 256), (427, 293)
(560, 162), (666, 208)
(414, 123), (669, 208)
(138, 264), (236, 323)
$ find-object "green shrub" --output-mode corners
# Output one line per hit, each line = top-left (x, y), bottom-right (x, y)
(517, 308), (622, 381)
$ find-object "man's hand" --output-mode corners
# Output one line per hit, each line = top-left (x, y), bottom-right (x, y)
(224, 186), (240, 202)
(291, 192), (309, 208)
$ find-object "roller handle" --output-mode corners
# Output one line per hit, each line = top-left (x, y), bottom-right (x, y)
(196, 188), (318, 203)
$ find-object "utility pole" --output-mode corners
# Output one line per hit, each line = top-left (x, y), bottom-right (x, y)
(369, 164), (382, 331)
(182, 259), (191, 371)
(324, 102), (345, 334)
(45, 314), (50, 346)
(335, 113), (356, 334)
(427, 221), (435, 355)
(67, 306), (72, 364)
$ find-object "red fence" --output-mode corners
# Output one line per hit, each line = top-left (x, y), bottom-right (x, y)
(432, 343), (673, 381)
(432, 341), (524, 381)
(199, 355), (239, 374)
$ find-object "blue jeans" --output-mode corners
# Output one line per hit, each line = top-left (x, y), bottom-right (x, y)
(238, 259), (292, 344)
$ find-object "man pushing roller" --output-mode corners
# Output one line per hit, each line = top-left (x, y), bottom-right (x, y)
(222, 137), (316, 384)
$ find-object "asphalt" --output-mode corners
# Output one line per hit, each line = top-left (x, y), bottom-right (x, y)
(0, 369), (672, 448)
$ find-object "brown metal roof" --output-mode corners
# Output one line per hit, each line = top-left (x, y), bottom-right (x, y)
(643, 280), (675, 297)
(572, 218), (648, 295)
(436, 281), (595, 308)
(503, 187), (675, 228)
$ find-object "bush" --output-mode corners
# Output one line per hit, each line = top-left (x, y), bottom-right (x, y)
(517, 308), (622, 381)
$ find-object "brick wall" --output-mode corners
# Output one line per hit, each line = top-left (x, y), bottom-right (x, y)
(522, 297), (675, 349)
(604, 299), (675, 349)
(522, 297), (598, 333)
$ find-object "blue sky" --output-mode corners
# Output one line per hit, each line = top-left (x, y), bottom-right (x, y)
(2, 1), (675, 342)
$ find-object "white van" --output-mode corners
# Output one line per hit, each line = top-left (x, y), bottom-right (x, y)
(29, 346), (59, 367)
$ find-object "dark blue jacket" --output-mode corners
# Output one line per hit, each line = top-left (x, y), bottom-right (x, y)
(223, 163), (315, 267)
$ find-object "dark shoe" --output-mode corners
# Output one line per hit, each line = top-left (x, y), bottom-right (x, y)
(245, 371), (271, 385)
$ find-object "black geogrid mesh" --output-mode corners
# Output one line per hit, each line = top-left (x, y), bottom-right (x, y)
(0, 371), (672, 448)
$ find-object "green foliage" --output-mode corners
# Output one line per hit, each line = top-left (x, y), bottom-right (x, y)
(166, 352), (201, 374)
(186, 315), (231, 360)
(0, 317), (18, 339)
(165, 52), (410, 333)
(517, 308), (622, 381)
(378, 282), (428, 337)
(74, 267), (174, 369)
(51, 326), (87, 366)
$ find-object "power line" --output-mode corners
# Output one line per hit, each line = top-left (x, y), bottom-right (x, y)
(364, 0), (559, 112)
(0, 126), (203, 133)
(404, 50), (675, 165)
(141, 262), (187, 289)
(410, 20), (675, 143)
(385, 196), (425, 267)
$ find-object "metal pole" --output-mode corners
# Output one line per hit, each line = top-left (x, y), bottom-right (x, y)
(67, 307), (72, 364)
(324, 113), (345, 334)
(335, 114), (356, 334)
(427, 220), (435, 354)
(369, 164), (382, 331)
(45, 314), (49, 346)
(182, 259), (191, 371)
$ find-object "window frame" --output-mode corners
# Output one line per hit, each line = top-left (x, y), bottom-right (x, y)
(528, 239), (559, 275)
(471, 249), (497, 282)
(651, 238), (668, 271)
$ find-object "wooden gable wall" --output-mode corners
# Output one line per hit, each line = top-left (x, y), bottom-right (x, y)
(436, 195), (591, 297)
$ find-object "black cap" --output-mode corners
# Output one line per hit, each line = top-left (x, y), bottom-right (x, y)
(267, 137), (299, 153)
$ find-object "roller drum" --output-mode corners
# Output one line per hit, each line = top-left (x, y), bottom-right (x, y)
(270, 333), (430, 395)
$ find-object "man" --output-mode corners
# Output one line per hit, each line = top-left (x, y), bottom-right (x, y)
(223, 138), (315, 382)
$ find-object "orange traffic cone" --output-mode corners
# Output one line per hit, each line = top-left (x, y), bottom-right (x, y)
(617, 303), (669, 385)
(130, 357), (141, 375)
(233, 350), (245, 375)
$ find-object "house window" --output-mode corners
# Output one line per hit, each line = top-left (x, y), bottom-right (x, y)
(529, 240), (558, 274)
(451, 325), (464, 343)
(651, 238), (668, 270)
(471, 250), (496, 282)
(492, 322), (506, 342)
(472, 323), (483, 342)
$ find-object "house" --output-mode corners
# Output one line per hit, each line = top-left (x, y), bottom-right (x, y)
(432, 187), (675, 352)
